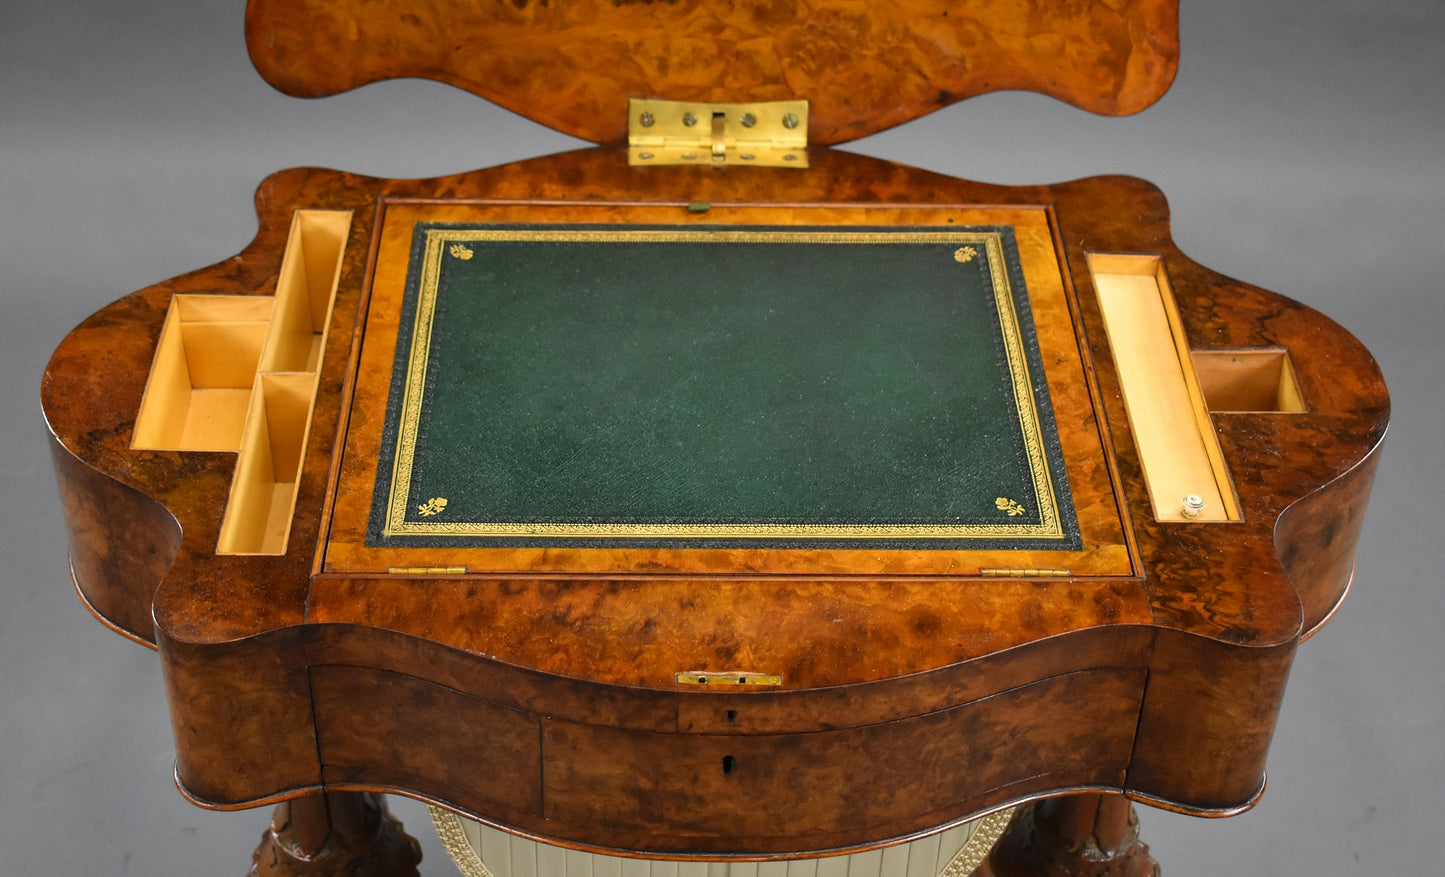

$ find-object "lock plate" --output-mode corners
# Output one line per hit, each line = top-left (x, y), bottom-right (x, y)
(675, 670), (784, 687)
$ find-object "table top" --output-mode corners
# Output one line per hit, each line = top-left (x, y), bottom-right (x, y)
(41, 146), (1388, 856)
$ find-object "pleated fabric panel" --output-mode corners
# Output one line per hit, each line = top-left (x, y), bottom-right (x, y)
(429, 807), (1013, 877)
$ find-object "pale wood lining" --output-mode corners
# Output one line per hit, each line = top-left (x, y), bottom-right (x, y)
(132, 210), (352, 458)
(120, 207), (351, 554)
(134, 298), (277, 451)
(1088, 254), (1240, 523)
(261, 209), (350, 373)
(215, 208), (351, 555)
(176, 388), (253, 450)
(1192, 349), (1306, 413)
(217, 373), (313, 555)
(182, 321), (271, 387)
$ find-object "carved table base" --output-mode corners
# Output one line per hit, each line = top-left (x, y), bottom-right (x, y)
(249, 791), (421, 877)
(974, 794), (1159, 877)
(244, 791), (1154, 877)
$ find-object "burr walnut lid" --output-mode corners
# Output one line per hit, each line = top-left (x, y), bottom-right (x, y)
(245, 0), (1180, 146)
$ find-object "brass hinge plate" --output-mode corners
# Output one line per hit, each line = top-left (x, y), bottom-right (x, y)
(979, 568), (1074, 578)
(629, 98), (809, 168)
(387, 566), (469, 575)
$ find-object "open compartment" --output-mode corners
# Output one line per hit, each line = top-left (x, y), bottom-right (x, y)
(1193, 348), (1306, 413)
(211, 209), (350, 555)
(1088, 253), (1241, 523)
(216, 373), (315, 555)
(125, 208), (352, 553)
(260, 210), (350, 373)
(132, 295), (274, 451)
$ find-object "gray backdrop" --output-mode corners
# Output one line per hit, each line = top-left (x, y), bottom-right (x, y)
(3, 1), (1440, 873)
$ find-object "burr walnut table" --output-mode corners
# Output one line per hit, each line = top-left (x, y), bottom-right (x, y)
(43, 2), (1388, 874)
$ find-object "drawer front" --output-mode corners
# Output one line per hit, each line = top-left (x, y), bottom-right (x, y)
(312, 665), (542, 818)
(542, 668), (1145, 853)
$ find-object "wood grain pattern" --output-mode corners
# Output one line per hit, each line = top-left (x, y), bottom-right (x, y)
(244, 0), (1180, 145)
(535, 670), (1141, 854)
(43, 146), (1388, 859)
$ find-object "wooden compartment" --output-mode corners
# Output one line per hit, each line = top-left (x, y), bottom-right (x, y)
(1088, 254), (1241, 523)
(132, 295), (274, 451)
(1193, 349), (1306, 413)
(132, 209), (349, 458)
(260, 209), (350, 373)
(212, 209), (350, 554)
(216, 373), (315, 555)
(79, 206), (344, 554)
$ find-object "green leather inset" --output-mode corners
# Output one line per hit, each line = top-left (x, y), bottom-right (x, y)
(368, 226), (1077, 549)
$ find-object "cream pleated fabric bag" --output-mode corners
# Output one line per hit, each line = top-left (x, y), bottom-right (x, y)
(430, 807), (1013, 877)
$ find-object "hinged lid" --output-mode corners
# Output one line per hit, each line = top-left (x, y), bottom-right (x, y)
(246, 0), (1180, 146)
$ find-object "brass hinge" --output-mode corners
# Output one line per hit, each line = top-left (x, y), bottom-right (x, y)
(629, 98), (809, 168)
(979, 568), (1073, 578)
(386, 566), (468, 575)
(676, 670), (784, 687)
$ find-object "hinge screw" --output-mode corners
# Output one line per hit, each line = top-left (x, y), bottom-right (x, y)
(741, 113), (757, 128)
(682, 112), (698, 127)
(639, 111), (655, 128)
(782, 113), (800, 129)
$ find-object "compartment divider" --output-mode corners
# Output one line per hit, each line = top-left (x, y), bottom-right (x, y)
(177, 208), (353, 555)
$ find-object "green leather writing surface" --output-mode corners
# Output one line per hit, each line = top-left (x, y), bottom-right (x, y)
(368, 225), (1078, 549)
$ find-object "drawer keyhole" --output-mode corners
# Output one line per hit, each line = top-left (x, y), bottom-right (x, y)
(721, 755), (736, 776)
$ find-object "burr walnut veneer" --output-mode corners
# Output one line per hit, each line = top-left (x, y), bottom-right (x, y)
(43, 1), (1387, 874)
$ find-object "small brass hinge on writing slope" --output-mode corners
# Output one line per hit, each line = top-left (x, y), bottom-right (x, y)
(979, 568), (1073, 578)
(629, 98), (809, 168)
(387, 566), (468, 575)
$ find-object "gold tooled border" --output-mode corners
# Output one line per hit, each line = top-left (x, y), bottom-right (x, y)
(427, 804), (1016, 877)
(385, 228), (1062, 541)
